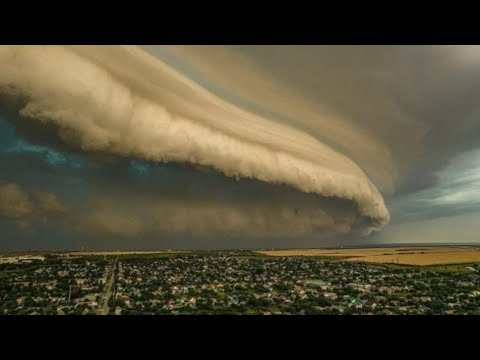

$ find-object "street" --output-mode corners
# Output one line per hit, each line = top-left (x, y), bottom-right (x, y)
(100, 256), (118, 315)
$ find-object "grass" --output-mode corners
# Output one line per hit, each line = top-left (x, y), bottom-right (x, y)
(425, 264), (475, 273)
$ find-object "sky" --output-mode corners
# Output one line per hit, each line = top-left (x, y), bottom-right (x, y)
(0, 45), (480, 250)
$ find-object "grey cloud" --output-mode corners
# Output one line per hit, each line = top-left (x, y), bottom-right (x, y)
(70, 159), (377, 241)
(376, 210), (480, 245)
(78, 195), (364, 240)
(0, 143), (380, 245)
(0, 183), (33, 218)
(387, 148), (480, 224)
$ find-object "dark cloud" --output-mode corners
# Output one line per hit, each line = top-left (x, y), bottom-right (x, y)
(2, 45), (480, 248)
(0, 113), (377, 249)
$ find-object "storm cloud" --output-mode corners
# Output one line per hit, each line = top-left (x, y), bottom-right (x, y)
(1, 45), (480, 248)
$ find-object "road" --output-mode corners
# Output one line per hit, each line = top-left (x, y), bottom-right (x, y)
(101, 256), (118, 315)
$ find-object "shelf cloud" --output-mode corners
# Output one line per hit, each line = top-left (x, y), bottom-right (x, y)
(0, 45), (390, 242)
(2, 45), (480, 248)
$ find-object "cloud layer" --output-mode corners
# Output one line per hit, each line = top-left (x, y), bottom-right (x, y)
(4, 45), (480, 247)
(0, 45), (390, 239)
(151, 46), (480, 197)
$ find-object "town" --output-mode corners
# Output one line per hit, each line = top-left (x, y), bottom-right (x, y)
(1, 251), (479, 315)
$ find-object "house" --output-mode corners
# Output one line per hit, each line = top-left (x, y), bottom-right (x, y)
(153, 289), (162, 296)
(16, 297), (27, 306)
(84, 293), (99, 302)
(350, 298), (363, 309)
(75, 278), (87, 285)
(324, 292), (338, 300)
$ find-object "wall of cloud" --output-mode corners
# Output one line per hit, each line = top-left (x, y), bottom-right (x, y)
(0, 45), (391, 244)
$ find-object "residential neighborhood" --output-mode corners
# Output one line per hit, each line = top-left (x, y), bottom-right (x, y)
(1, 252), (479, 315)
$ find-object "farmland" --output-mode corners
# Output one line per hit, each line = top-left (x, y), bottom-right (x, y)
(255, 246), (480, 265)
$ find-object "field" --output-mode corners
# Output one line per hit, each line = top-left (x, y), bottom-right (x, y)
(255, 246), (480, 265)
